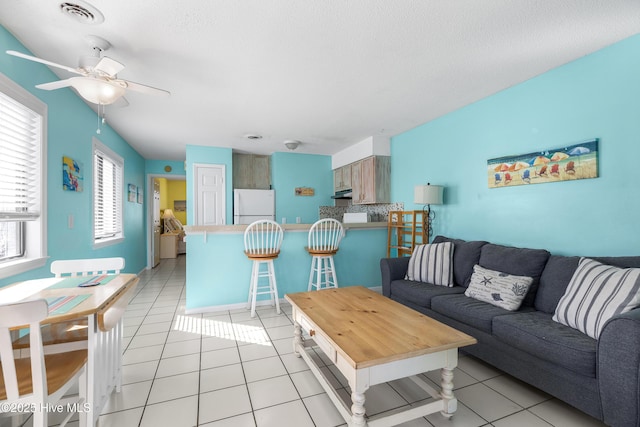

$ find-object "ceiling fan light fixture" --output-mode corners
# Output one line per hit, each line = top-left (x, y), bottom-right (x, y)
(70, 76), (125, 105)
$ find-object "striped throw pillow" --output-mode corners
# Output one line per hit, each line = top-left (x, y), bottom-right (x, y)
(553, 257), (640, 339)
(406, 242), (454, 287)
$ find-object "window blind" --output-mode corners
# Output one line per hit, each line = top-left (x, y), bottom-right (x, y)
(0, 90), (42, 221)
(94, 144), (123, 241)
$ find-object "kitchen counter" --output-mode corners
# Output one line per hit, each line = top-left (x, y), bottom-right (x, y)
(184, 222), (386, 235)
(184, 222), (388, 313)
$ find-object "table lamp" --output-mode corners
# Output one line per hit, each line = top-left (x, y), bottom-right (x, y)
(162, 209), (176, 233)
(414, 183), (444, 240)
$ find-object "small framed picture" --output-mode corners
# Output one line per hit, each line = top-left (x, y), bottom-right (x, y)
(63, 156), (83, 192)
(128, 184), (137, 202)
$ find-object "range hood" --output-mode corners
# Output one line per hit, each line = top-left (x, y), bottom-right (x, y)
(332, 189), (352, 199)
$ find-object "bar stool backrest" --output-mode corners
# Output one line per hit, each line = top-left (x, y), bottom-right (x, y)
(308, 218), (345, 251)
(50, 257), (125, 277)
(244, 220), (284, 256)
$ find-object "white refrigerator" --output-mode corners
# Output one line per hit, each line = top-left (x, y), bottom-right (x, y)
(233, 189), (276, 225)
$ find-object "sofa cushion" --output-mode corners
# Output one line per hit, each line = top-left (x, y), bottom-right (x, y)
(465, 265), (533, 311)
(535, 255), (580, 314)
(493, 311), (597, 377)
(432, 236), (488, 287)
(406, 242), (454, 286)
(478, 243), (550, 307)
(431, 294), (527, 333)
(536, 255), (640, 314)
(390, 280), (465, 308)
(553, 257), (640, 339)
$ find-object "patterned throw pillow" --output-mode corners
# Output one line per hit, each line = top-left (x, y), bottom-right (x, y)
(465, 264), (533, 311)
(406, 242), (454, 287)
(553, 257), (640, 339)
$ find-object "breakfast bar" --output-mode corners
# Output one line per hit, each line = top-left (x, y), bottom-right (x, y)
(183, 222), (388, 313)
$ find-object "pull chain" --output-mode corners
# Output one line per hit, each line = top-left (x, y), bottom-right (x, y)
(96, 103), (102, 134)
(96, 103), (106, 134)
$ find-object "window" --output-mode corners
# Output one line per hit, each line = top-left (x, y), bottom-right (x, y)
(93, 138), (124, 247)
(0, 72), (47, 279)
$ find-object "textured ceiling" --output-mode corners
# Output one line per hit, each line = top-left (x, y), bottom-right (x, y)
(1, 1), (639, 160)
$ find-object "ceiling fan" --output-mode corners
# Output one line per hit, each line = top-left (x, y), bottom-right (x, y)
(6, 35), (170, 105)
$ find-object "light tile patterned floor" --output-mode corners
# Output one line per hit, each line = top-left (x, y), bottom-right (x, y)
(3, 256), (607, 427)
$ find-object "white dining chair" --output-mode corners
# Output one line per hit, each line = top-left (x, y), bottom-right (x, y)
(0, 299), (88, 427)
(13, 257), (127, 353)
(13, 256), (130, 416)
(306, 218), (345, 291)
(50, 257), (125, 277)
(243, 220), (284, 318)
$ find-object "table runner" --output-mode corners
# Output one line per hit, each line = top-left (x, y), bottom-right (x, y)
(49, 274), (117, 289)
(46, 294), (91, 315)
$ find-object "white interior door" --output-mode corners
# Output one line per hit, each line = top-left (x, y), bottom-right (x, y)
(194, 163), (226, 225)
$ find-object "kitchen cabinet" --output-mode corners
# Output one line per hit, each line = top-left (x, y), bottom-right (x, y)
(233, 153), (271, 189)
(333, 164), (352, 192)
(351, 156), (390, 204)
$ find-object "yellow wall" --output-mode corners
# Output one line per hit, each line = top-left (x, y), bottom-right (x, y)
(167, 180), (187, 225)
(156, 178), (187, 226)
(157, 178), (169, 211)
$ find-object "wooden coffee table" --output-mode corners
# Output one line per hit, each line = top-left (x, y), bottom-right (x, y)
(285, 286), (477, 427)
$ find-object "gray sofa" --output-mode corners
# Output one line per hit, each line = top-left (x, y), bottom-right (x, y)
(380, 235), (640, 427)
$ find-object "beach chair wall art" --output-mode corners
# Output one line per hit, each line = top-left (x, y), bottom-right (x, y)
(487, 139), (598, 189)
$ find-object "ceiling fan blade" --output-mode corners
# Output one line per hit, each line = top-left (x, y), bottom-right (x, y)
(122, 80), (170, 97)
(110, 96), (130, 108)
(6, 50), (84, 75)
(95, 56), (125, 77)
(35, 79), (75, 90)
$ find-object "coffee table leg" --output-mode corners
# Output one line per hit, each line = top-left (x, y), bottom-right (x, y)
(293, 321), (303, 357)
(351, 390), (367, 426)
(440, 366), (456, 418)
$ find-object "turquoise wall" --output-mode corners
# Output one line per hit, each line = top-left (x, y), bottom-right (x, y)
(186, 228), (387, 310)
(271, 152), (333, 223)
(184, 146), (335, 226)
(0, 26), (147, 286)
(391, 34), (640, 256)
(146, 160), (187, 177)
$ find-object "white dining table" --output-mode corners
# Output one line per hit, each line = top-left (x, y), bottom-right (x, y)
(1, 273), (139, 426)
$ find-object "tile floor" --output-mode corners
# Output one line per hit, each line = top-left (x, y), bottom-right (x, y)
(5, 256), (608, 427)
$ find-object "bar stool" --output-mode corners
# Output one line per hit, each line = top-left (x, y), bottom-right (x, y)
(306, 218), (345, 291)
(244, 220), (284, 317)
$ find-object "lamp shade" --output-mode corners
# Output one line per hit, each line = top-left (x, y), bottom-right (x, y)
(414, 184), (444, 205)
(162, 209), (175, 219)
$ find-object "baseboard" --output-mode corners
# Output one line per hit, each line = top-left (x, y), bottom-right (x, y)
(185, 285), (383, 315)
(185, 299), (281, 315)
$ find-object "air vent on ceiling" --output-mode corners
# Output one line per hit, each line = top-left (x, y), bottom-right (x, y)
(60, 1), (104, 24)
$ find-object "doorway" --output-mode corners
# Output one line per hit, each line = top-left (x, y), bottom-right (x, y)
(146, 174), (186, 269)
